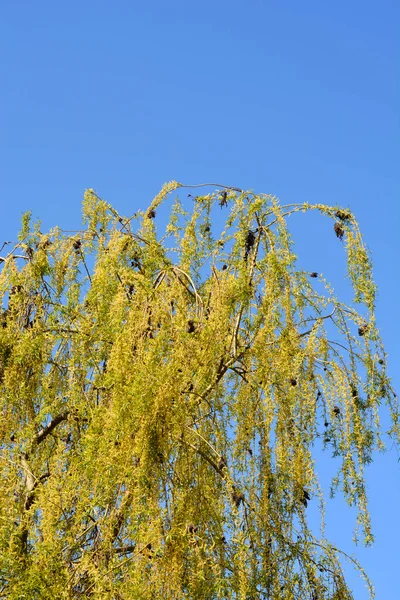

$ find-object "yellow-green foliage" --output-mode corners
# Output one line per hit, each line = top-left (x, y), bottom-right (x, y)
(0, 185), (397, 599)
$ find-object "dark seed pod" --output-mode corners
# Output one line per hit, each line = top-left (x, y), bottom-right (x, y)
(358, 324), (368, 337)
(186, 320), (196, 333)
(10, 285), (23, 295)
(301, 489), (310, 507)
(333, 405), (341, 416)
(310, 272), (318, 278)
(131, 254), (142, 269)
(290, 378), (297, 386)
(334, 222), (344, 240)
(335, 209), (352, 221)
(219, 191), (228, 207)
(186, 523), (198, 534)
(141, 543), (153, 558)
(350, 383), (358, 398)
(324, 421), (329, 427)
(73, 239), (82, 250)
(147, 209), (156, 219)
(245, 230), (256, 249)
(247, 447), (253, 456)
(222, 264), (227, 270)
(203, 224), (210, 233)
(231, 490), (245, 508)
(244, 230), (256, 261)
(378, 358), (384, 365)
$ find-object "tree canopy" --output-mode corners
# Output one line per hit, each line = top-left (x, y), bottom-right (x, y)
(0, 182), (397, 599)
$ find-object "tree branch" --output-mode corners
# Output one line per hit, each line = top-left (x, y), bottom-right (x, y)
(33, 412), (69, 448)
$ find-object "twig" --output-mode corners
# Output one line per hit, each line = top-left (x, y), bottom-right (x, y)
(182, 440), (224, 477)
(172, 266), (203, 318)
(0, 255), (29, 262)
(180, 183), (244, 193)
(186, 426), (222, 460)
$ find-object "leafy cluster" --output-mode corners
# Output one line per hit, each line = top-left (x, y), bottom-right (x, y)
(0, 183), (397, 599)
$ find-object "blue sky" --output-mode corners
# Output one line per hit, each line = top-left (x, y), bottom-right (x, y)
(1, 1), (398, 596)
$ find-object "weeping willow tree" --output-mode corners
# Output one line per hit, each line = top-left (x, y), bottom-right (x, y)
(0, 182), (397, 599)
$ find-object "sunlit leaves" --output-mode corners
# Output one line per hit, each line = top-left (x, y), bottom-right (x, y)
(0, 184), (396, 598)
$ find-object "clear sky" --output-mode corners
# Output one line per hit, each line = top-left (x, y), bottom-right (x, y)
(1, 1), (399, 597)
